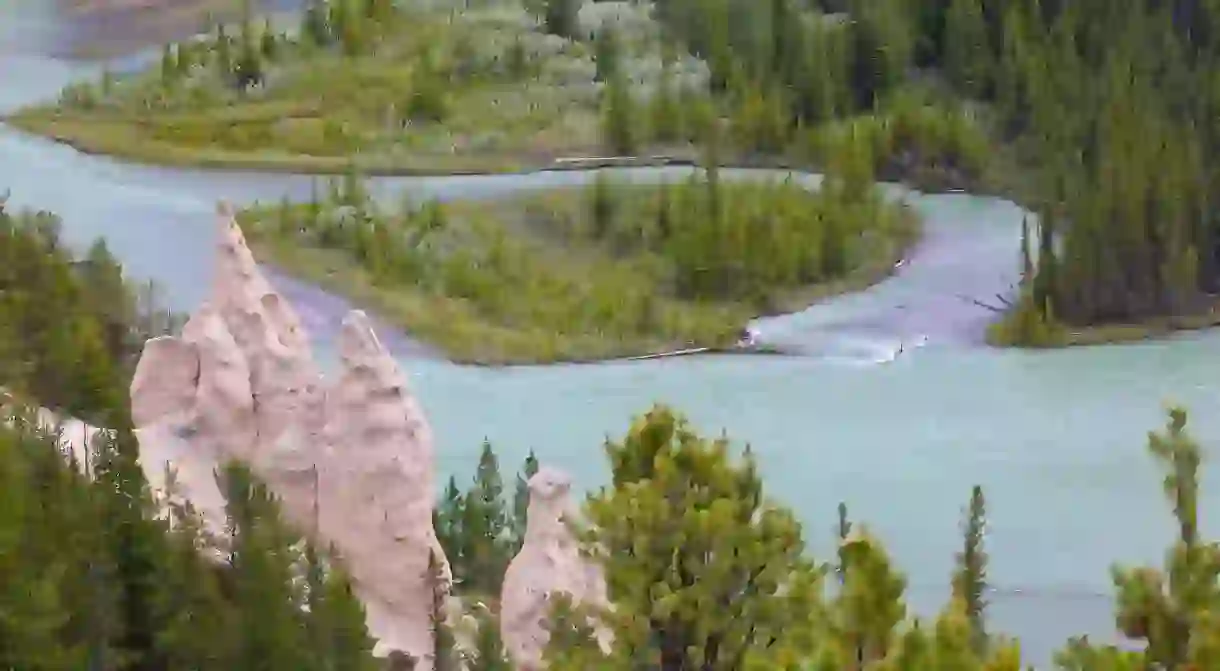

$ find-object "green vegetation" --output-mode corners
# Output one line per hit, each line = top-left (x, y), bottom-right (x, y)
(0, 198), (181, 422)
(431, 402), (1220, 671)
(11, 0), (719, 173)
(30, 0), (1217, 343)
(0, 198), (379, 671)
(6, 198), (1220, 670)
(236, 162), (916, 364)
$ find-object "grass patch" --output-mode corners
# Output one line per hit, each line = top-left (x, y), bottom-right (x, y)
(236, 170), (919, 365)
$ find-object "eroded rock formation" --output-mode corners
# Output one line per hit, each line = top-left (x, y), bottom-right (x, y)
(500, 468), (612, 669)
(129, 203), (451, 668)
(323, 309), (452, 660)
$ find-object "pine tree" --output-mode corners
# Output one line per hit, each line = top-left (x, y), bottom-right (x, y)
(151, 469), (231, 670)
(951, 485), (989, 655)
(468, 611), (510, 671)
(594, 28), (621, 83)
(836, 501), (852, 586)
(302, 0), (331, 46)
(601, 73), (638, 155)
(427, 550), (457, 671)
(435, 475), (465, 582)
(831, 529), (908, 668)
(542, 0), (578, 39)
(222, 462), (310, 671)
(549, 405), (824, 668)
(509, 449), (538, 553)
(944, 0), (991, 97)
(461, 440), (510, 595)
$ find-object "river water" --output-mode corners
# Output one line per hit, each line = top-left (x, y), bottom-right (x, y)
(8, 3), (1220, 664)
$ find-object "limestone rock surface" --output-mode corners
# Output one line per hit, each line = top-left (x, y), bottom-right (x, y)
(500, 468), (612, 669)
(128, 204), (451, 667)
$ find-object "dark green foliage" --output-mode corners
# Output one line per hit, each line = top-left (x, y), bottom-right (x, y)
(427, 551), (458, 671)
(509, 449), (539, 553)
(555, 404), (825, 668)
(0, 202), (181, 423)
(579, 170), (915, 306)
(952, 485), (989, 655)
(0, 410), (379, 671)
(435, 441), (537, 597)
(468, 611), (511, 671)
(542, 0), (579, 39)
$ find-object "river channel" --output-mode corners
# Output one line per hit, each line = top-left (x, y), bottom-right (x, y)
(8, 2), (1220, 665)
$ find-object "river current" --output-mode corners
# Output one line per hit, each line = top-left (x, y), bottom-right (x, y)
(7, 2), (1220, 664)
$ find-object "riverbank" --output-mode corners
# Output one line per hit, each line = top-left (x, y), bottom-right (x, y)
(237, 176), (919, 366)
(0, 111), (724, 175)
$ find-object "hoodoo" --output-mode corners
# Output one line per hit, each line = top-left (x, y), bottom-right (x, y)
(500, 468), (612, 669)
(128, 204), (453, 668)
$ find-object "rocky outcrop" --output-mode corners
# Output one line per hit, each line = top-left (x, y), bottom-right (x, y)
(500, 468), (612, 669)
(129, 203), (451, 668)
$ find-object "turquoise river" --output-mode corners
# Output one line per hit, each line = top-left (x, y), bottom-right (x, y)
(4, 2), (1217, 665)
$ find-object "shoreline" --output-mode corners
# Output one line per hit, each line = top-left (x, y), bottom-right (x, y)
(2, 111), (811, 177)
(10, 110), (1217, 352)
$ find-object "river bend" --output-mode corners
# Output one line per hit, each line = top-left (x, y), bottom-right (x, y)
(7, 3), (1219, 664)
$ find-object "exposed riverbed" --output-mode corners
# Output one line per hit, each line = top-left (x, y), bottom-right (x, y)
(7, 3), (1218, 665)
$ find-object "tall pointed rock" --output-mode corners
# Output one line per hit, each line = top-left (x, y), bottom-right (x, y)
(500, 468), (613, 669)
(320, 309), (451, 665)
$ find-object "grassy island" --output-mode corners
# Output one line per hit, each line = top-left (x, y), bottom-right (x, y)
(11, 0), (721, 173)
(236, 165), (918, 364)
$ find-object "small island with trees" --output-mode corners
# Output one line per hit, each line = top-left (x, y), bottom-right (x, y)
(237, 153), (916, 363)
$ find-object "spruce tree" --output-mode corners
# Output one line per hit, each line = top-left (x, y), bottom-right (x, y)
(435, 475), (465, 582)
(222, 462), (310, 671)
(461, 440), (510, 595)
(509, 449), (538, 553)
(952, 485), (989, 655)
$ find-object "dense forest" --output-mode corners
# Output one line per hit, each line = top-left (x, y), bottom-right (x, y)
(29, 0), (1220, 339)
(611, 0), (1220, 337)
(0, 199), (181, 421)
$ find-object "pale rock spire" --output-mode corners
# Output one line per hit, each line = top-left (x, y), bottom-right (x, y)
(500, 468), (613, 670)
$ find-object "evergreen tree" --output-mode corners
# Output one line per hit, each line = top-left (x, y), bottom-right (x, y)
(509, 449), (539, 553)
(303, 0), (332, 46)
(601, 72), (638, 155)
(952, 485), (989, 655)
(435, 475), (465, 583)
(594, 28), (622, 83)
(542, 0), (579, 39)
(461, 440), (511, 595)
(548, 405), (824, 668)
(828, 530), (908, 668)
(151, 469), (231, 669)
(222, 462), (311, 671)
(468, 611), (511, 671)
(427, 550), (457, 671)
(943, 0), (991, 97)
